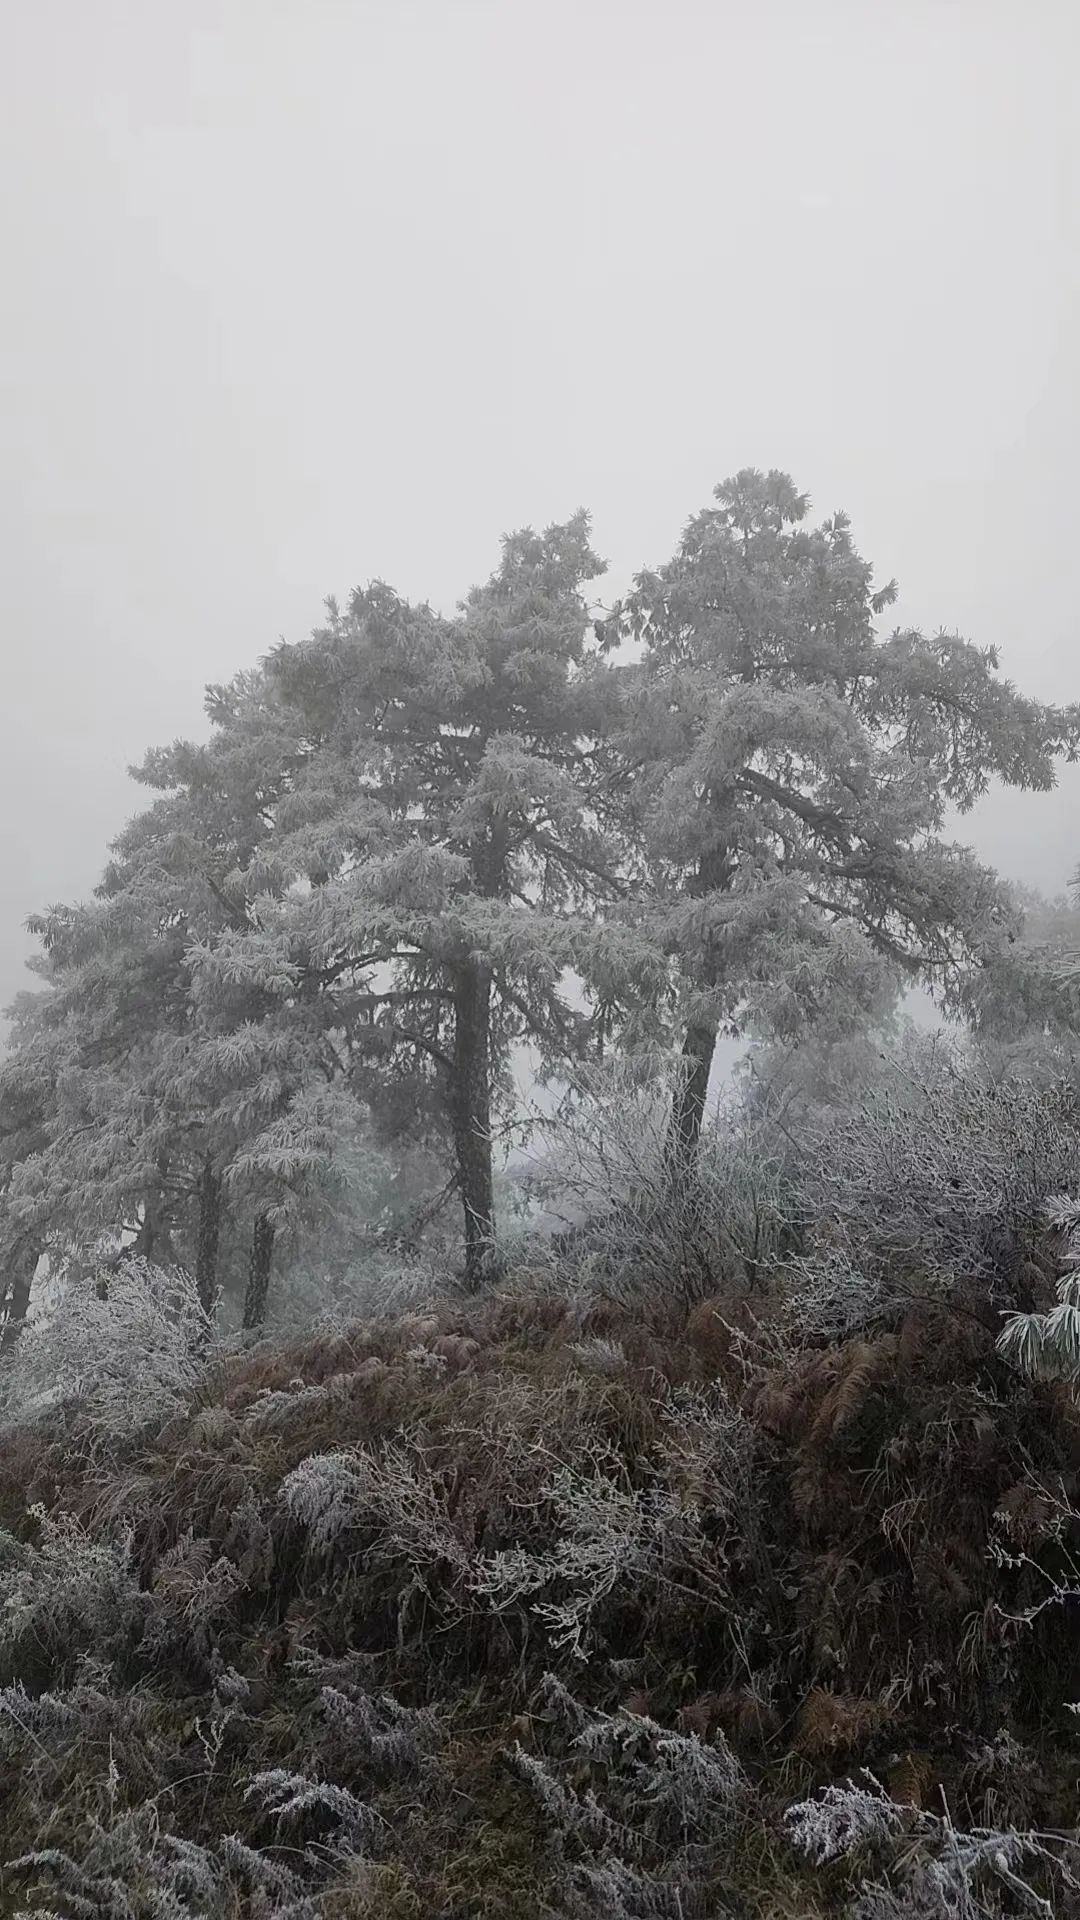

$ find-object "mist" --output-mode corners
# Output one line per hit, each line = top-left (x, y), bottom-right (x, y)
(2, 0), (1078, 1020)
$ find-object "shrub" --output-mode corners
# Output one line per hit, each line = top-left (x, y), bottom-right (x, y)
(0, 1508), (144, 1682)
(998, 1193), (1080, 1382)
(801, 1034), (1080, 1301)
(510, 1677), (748, 1916)
(786, 1774), (1079, 1918)
(0, 1259), (213, 1442)
(281, 1438), (476, 1582)
(519, 1059), (799, 1312)
(9, 1804), (324, 1920)
(472, 1388), (757, 1657)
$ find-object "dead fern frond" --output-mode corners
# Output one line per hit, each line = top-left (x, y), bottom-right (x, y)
(807, 1336), (899, 1453)
(885, 1748), (934, 1808)
(794, 1687), (887, 1759)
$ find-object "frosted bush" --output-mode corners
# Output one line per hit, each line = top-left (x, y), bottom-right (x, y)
(0, 1672), (149, 1746)
(577, 1713), (745, 1845)
(998, 1195), (1080, 1384)
(473, 1393), (753, 1656)
(473, 1444), (703, 1657)
(776, 1244), (899, 1342)
(0, 1507), (145, 1675)
(535, 1465), (701, 1656)
(803, 1035), (1080, 1294)
(245, 1768), (376, 1847)
(785, 1774), (908, 1865)
(559, 1857), (711, 1918)
(998, 1271), (1080, 1383)
(318, 1684), (439, 1782)
(0, 1258), (212, 1440)
(511, 1681), (746, 1901)
(144, 1531), (247, 1663)
(509, 1743), (615, 1842)
(786, 1775), (1075, 1917)
(9, 1803), (322, 1920)
(281, 1440), (473, 1578)
(520, 1059), (798, 1308)
(280, 1452), (368, 1559)
(243, 1375), (355, 1435)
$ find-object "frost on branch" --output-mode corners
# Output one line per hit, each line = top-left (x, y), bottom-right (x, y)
(786, 1774), (1075, 1917)
(522, 1059), (798, 1309)
(245, 1767), (376, 1848)
(469, 1450), (695, 1656)
(998, 1194), (1080, 1384)
(281, 1440), (473, 1579)
(280, 1451), (366, 1559)
(10, 1803), (322, 1920)
(0, 1508), (144, 1678)
(473, 1391), (753, 1656)
(0, 1258), (211, 1439)
(784, 1773), (907, 1865)
(510, 1679), (747, 1915)
(803, 1035), (1080, 1298)
(317, 1684), (440, 1784)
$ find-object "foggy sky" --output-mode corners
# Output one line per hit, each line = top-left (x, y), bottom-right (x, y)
(2, 0), (1078, 1023)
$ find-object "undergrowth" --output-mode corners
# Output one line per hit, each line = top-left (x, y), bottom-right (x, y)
(1, 1238), (1080, 1913)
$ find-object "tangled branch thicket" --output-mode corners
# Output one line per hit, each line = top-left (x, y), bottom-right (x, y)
(0, 1066), (1079, 1913)
(801, 1033), (1080, 1299)
(519, 1057), (801, 1311)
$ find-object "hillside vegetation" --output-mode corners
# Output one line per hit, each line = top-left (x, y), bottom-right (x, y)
(2, 1051), (1080, 1917)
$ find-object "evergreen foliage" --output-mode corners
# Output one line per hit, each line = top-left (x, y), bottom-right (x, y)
(618, 469), (1080, 1163)
(2, 467), (1079, 1316)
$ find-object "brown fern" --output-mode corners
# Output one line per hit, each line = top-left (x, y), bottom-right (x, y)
(790, 1462), (861, 1542)
(795, 1687), (886, 1759)
(887, 1749), (933, 1808)
(808, 1336), (899, 1453)
(677, 1689), (779, 1753)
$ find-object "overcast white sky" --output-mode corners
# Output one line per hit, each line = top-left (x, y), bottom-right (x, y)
(2, 0), (1078, 1021)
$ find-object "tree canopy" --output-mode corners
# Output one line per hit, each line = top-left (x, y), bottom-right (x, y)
(3, 471), (1078, 1321)
(616, 469), (1079, 1161)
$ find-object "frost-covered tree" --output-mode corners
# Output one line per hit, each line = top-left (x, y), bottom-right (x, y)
(964, 879), (1080, 1084)
(194, 516), (638, 1284)
(1, 518), (644, 1294)
(618, 469), (1080, 1167)
(0, 989), (59, 1341)
(3, 699), (361, 1321)
(9, 474), (1076, 1302)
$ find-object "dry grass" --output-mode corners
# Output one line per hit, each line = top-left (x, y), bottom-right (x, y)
(0, 1267), (1078, 1914)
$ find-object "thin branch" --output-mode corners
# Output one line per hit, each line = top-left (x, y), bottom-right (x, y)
(529, 831), (628, 896)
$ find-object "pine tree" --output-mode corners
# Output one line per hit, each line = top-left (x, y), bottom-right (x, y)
(964, 878), (1080, 1071)
(0, 989), (56, 1340)
(212, 515), (634, 1283)
(5, 691), (359, 1313)
(619, 469), (1080, 1168)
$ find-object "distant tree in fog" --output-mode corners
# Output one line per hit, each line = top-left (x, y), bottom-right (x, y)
(964, 878), (1080, 1082)
(1, 712), (359, 1327)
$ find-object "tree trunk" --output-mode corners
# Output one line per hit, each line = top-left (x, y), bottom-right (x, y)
(665, 1006), (721, 1178)
(451, 957), (497, 1289)
(195, 1157), (223, 1314)
(242, 1212), (276, 1330)
(1, 1241), (38, 1354)
(132, 1158), (175, 1267)
(664, 837), (733, 1179)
